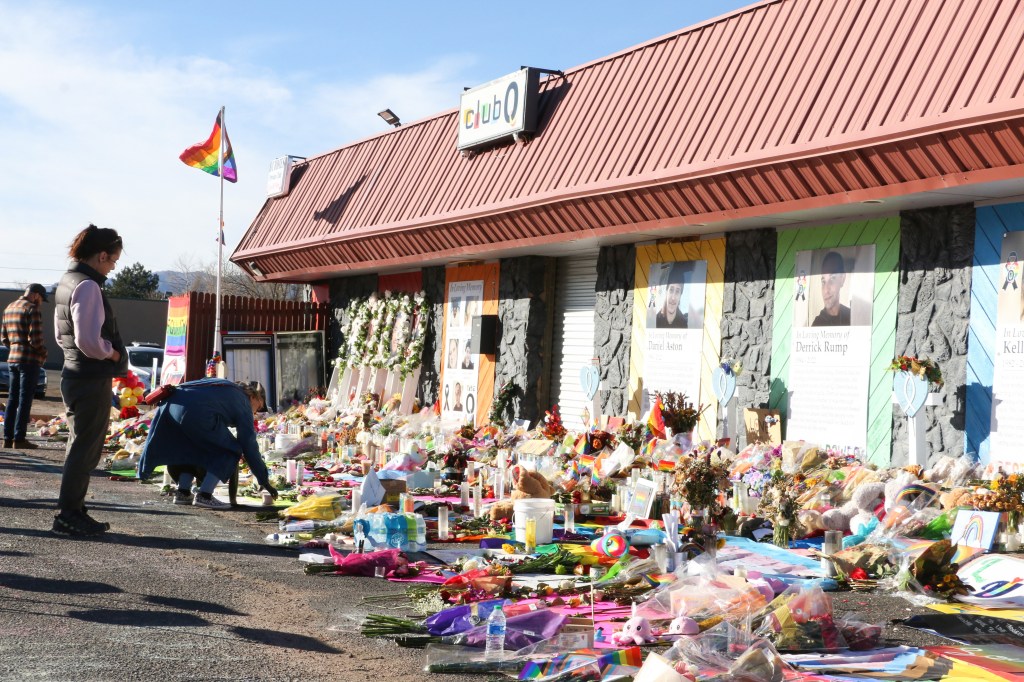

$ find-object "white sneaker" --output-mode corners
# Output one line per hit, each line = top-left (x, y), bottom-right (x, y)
(172, 489), (194, 505)
(193, 493), (230, 509)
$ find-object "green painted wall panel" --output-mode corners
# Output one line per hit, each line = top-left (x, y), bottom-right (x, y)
(769, 218), (900, 465)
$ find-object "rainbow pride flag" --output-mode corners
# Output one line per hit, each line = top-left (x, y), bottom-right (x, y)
(179, 111), (237, 182)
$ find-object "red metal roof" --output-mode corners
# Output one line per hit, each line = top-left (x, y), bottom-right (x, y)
(234, 0), (1024, 280)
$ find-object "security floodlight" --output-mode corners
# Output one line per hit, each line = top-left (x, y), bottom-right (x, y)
(377, 109), (401, 127)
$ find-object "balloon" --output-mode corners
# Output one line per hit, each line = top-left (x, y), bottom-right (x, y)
(133, 387), (144, 397)
(120, 387), (132, 398)
(120, 396), (131, 408)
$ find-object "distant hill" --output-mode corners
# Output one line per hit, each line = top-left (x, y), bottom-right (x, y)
(156, 270), (191, 296)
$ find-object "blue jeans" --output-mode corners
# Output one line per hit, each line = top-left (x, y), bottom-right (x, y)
(4, 363), (40, 442)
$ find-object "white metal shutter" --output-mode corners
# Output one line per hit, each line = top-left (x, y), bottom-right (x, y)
(549, 254), (599, 431)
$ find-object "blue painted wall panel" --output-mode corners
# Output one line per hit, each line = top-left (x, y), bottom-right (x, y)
(966, 203), (1024, 462)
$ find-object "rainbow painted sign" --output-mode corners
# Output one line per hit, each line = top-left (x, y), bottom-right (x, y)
(957, 554), (1024, 609)
(951, 509), (1001, 551)
(160, 295), (189, 386)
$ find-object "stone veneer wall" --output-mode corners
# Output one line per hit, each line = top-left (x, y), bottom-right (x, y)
(326, 274), (378, 366)
(721, 228), (777, 447)
(493, 257), (555, 426)
(594, 244), (635, 416)
(892, 204), (974, 467)
(417, 266), (447, 408)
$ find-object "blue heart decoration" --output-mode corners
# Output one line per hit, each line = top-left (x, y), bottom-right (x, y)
(712, 366), (736, 404)
(579, 365), (600, 401)
(894, 371), (928, 418)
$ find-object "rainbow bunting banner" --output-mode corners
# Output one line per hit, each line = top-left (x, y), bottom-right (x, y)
(179, 111), (238, 182)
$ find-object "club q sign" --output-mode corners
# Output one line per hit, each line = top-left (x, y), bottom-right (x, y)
(457, 68), (540, 151)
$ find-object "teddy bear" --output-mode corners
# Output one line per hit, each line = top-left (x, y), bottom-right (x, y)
(820, 482), (885, 535)
(489, 465), (556, 521)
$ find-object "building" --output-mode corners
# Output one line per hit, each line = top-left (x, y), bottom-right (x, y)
(231, 0), (1024, 467)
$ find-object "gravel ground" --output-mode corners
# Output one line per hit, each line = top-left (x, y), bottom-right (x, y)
(0, 421), (953, 681)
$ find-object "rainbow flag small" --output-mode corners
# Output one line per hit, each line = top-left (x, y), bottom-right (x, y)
(657, 458), (675, 472)
(179, 111), (238, 182)
(647, 396), (666, 439)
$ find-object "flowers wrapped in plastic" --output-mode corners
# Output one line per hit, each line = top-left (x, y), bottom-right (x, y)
(664, 621), (791, 682)
(444, 609), (568, 650)
(753, 584), (846, 652)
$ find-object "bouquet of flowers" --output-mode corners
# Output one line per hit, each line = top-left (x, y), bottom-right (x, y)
(968, 470), (1024, 525)
(759, 465), (798, 548)
(542, 404), (567, 440)
(889, 355), (943, 389)
(616, 421), (647, 452)
(655, 391), (706, 434)
(673, 451), (731, 520)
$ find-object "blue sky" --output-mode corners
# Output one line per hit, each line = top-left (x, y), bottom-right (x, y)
(0, 0), (752, 287)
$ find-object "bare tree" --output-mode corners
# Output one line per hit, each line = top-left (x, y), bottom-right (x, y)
(168, 255), (304, 301)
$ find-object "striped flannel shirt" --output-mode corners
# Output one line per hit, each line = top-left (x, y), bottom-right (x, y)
(1, 296), (47, 366)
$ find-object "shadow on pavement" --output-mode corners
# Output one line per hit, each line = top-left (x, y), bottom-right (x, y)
(68, 608), (209, 627)
(0, 454), (63, 474)
(229, 626), (341, 653)
(0, 573), (122, 594)
(145, 595), (247, 616)
(102, 533), (286, 558)
(0, 497), (189, 517)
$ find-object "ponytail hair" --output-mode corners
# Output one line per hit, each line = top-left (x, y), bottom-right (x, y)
(68, 224), (123, 260)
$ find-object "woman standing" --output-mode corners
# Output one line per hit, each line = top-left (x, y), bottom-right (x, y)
(52, 225), (128, 536)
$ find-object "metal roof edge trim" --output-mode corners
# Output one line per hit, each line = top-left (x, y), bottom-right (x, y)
(232, 110), (1024, 261)
(234, 160), (1024, 282)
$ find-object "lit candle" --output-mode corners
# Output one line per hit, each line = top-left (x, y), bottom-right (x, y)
(351, 488), (362, 514)
(438, 506), (450, 541)
(564, 503), (575, 533)
(472, 486), (482, 518)
(460, 481), (470, 507)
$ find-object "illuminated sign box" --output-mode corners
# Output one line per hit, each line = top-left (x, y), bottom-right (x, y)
(457, 68), (540, 151)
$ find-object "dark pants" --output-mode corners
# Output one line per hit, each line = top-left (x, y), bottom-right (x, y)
(58, 377), (113, 514)
(4, 363), (40, 442)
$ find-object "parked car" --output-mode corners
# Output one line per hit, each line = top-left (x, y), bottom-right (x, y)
(126, 342), (165, 390)
(0, 346), (48, 399)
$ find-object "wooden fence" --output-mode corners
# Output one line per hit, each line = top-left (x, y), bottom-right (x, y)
(184, 291), (328, 381)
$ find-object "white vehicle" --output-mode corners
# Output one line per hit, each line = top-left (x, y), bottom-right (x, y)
(126, 343), (164, 390)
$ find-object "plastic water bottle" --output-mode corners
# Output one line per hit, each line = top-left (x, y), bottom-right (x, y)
(484, 605), (507, 660)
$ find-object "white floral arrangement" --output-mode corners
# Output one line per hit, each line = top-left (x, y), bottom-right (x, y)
(334, 291), (430, 380)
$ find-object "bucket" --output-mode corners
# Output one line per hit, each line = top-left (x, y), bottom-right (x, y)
(513, 498), (555, 545)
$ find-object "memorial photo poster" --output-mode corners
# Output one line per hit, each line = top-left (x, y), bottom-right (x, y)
(442, 279), (483, 424)
(642, 260), (706, 411)
(989, 231), (1024, 466)
(787, 245), (875, 451)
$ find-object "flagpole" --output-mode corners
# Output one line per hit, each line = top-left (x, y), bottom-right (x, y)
(214, 105), (225, 356)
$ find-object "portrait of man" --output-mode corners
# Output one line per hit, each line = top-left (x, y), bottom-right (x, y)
(452, 382), (464, 412)
(811, 251), (851, 327)
(461, 340), (475, 370)
(655, 262), (688, 329)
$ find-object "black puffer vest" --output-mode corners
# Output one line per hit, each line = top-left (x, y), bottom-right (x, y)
(55, 262), (129, 379)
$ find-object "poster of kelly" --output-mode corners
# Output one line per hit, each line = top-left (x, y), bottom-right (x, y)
(442, 280), (483, 425)
(989, 231), (1024, 466)
(787, 245), (875, 452)
(642, 260), (706, 411)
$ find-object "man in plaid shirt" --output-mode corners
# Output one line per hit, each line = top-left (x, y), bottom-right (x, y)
(2, 283), (48, 448)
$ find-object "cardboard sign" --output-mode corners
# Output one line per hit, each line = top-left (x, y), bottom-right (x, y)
(518, 439), (555, 455)
(951, 509), (1001, 551)
(744, 408), (782, 445)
